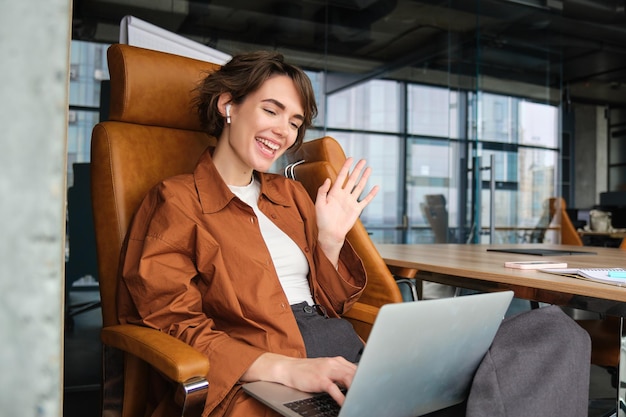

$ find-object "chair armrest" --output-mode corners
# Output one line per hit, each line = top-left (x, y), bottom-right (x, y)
(342, 302), (380, 341)
(388, 264), (422, 300)
(387, 265), (417, 279)
(101, 324), (210, 383)
(343, 302), (379, 324)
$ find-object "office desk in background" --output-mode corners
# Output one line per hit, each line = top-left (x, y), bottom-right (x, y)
(579, 230), (626, 248)
(376, 243), (626, 313)
(375, 243), (626, 415)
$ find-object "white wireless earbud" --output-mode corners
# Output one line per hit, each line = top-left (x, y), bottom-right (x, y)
(225, 104), (231, 124)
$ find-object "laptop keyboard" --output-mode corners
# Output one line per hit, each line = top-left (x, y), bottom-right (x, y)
(284, 394), (341, 417)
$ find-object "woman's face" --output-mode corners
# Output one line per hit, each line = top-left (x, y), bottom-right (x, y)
(218, 74), (304, 180)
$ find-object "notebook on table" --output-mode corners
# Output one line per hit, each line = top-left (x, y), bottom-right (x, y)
(243, 291), (514, 417)
(539, 267), (626, 286)
(486, 248), (596, 256)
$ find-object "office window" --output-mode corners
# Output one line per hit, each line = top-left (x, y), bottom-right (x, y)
(69, 41), (109, 108)
(406, 138), (461, 243)
(67, 110), (101, 184)
(304, 71), (325, 126)
(463, 90), (560, 243)
(519, 100), (558, 148)
(475, 146), (558, 243)
(322, 77), (562, 245)
(68, 40), (110, 186)
(469, 93), (517, 143)
(326, 131), (403, 243)
(323, 78), (404, 242)
(469, 92), (558, 148)
(408, 85), (460, 139)
(327, 80), (401, 132)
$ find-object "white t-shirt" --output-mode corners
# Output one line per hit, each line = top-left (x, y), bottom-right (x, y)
(229, 179), (314, 306)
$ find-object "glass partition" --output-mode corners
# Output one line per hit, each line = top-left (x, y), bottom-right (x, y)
(69, 1), (566, 246)
(315, 0), (564, 245)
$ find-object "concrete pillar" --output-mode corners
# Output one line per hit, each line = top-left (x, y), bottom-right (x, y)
(574, 104), (608, 208)
(0, 0), (71, 416)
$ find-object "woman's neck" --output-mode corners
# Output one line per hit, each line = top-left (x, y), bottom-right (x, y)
(212, 140), (254, 186)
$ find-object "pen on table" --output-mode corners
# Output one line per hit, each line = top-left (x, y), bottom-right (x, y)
(608, 271), (626, 278)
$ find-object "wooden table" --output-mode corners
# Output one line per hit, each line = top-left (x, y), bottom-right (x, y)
(377, 243), (626, 315)
(375, 243), (626, 415)
(579, 231), (626, 239)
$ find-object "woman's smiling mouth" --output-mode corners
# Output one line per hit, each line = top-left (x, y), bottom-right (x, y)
(256, 137), (280, 154)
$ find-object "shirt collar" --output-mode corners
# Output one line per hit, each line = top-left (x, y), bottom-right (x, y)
(194, 148), (292, 213)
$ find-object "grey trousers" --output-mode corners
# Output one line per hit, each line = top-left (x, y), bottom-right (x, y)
(291, 302), (365, 363)
(426, 305), (591, 417)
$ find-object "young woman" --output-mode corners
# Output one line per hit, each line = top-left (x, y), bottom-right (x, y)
(117, 51), (591, 417)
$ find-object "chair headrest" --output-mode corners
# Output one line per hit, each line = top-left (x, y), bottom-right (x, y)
(107, 44), (222, 131)
(288, 136), (347, 172)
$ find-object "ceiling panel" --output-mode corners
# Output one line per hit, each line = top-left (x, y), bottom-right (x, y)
(72, 0), (626, 105)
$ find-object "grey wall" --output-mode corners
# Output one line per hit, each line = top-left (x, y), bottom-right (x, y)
(0, 1), (71, 416)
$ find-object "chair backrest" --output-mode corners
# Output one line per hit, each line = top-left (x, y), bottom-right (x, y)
(91, 44), (219, 328)
(287, 136), (404, 307)
(548, 197), (583, 246)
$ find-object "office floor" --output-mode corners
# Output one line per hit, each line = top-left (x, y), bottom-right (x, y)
(64, 289), (617, 417)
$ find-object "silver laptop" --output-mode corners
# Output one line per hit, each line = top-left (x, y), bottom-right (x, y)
(243, 290), (513, 417)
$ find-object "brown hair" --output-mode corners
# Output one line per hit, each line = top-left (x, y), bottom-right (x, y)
(194, 50), (317, 151)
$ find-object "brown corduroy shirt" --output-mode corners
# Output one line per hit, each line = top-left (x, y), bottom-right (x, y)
(117, 148), (367, 416)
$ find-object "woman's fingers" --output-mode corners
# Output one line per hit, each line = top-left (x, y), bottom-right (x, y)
(282, 356), (356, 405)
(330, 158), (375, 200)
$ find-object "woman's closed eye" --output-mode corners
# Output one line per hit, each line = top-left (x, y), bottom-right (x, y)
(265, 107), (301, 130)
(264, 108), (277, 116)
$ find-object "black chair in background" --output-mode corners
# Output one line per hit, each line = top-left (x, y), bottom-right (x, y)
(421, 194), (450, 244)
(65, 162), (100, 330)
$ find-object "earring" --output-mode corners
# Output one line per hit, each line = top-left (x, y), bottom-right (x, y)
(225, 104), (231, 124)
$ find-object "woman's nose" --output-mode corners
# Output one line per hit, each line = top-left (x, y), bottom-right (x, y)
(273, 117), (290, 137)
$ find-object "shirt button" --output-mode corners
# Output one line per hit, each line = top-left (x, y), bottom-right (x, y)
(304, 247), (310, 252)
(250, 217), (254, 223)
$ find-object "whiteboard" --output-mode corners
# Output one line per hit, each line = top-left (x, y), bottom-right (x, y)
(120, 15), (232, 65)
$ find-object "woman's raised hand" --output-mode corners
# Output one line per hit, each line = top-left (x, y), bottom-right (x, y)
(315, 158), (379, 267)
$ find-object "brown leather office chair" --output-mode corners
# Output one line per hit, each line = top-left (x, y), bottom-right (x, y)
(548, 197), (584, 246)
(91, 44), (219, 417)
(286, 137), (419, 338)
